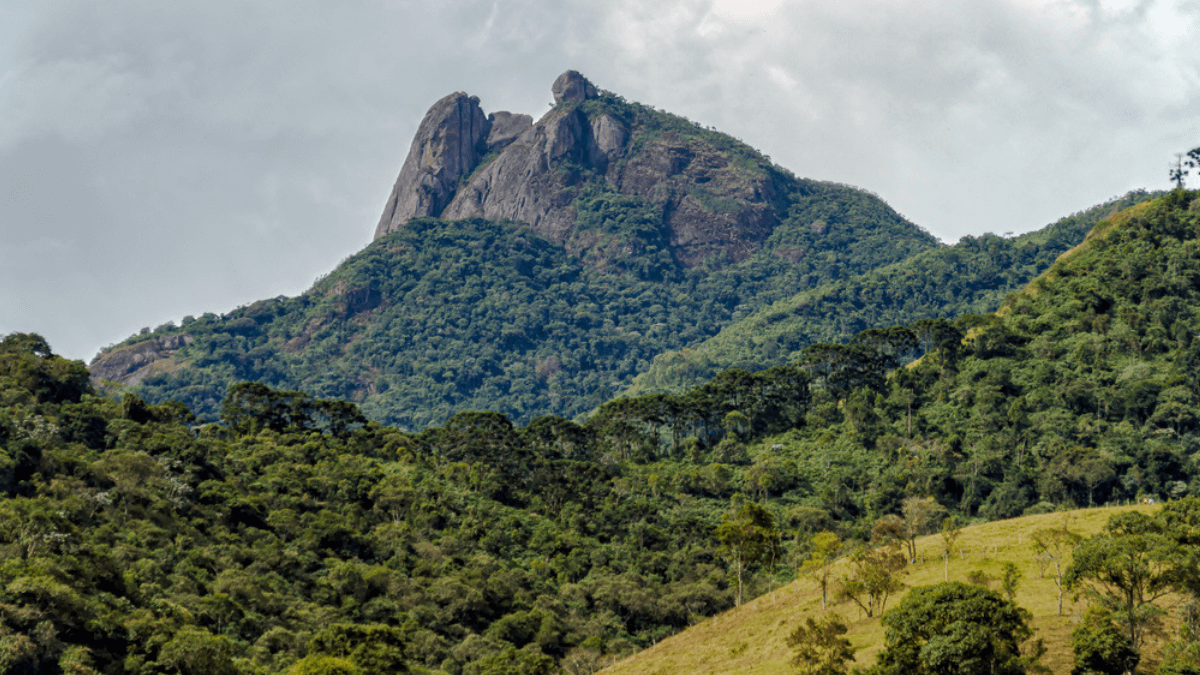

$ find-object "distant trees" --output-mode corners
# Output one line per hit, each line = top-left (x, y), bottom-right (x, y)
(1169, 146), (1200, 188)
(221, 381), (367, 437)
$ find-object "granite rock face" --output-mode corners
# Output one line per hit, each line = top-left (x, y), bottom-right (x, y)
(372, 70), (784, 269)
(484, 111), (533, 152)
(374, 92), (489, 239)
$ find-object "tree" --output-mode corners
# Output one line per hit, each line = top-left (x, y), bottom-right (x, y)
(307, 623), (408, 675)
(836, 544), (906, 618)
(1070, 606), (1138, 675)
(715, 500), (780, 606)
(156, 626), (240, 675)
(901, 497), (946, 564)
(1000, 561), (1022, 603)
(786, 613), (856, 675)
(1065, 511), (1185, 652)
(472, 645), (556, 675)
(871, 582), (1040, 675)
(1169, 147), (1198, 189)
(939, 517), (962, 583)
(1032, 520), (1082, 615)
(288, 656), (360, 675)
(800, 531), (842, 610)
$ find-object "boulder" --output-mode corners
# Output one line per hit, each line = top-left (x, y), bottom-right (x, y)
(551, 70), (597, 104)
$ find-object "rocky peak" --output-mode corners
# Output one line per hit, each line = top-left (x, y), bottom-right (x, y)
(374, 92), (488, 239)
(371, 70), (785, 272)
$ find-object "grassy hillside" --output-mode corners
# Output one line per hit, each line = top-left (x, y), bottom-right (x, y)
(601, 504), (1163, 675)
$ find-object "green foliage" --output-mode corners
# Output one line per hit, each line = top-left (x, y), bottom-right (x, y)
(785, 612), (855, 675)
(0, 333), (92, 405)
(11, 190), (1200, 675)
(1070, 606), (1138, 675)
(288, 656), (359, 675)
(157, 626), (240, 675)
(307, 623), (407, 675)
(836, 545), (906, 618)
(715, 500), (781, 606)
(1065, 511), (1183, 651)
(872, 582), (1038, 675)
(1157, 640), (1200, 675)
(626, 190), (1161, 396)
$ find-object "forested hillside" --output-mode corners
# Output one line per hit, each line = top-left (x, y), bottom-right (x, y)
(624, 189), (1161, 396)
(6, 191), (1200, 675)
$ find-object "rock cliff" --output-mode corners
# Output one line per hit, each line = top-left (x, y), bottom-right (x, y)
(372, 70), (789, 270)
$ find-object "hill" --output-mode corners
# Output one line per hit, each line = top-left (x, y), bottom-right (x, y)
(599, 504), (1164, 675)
(5, 191), (1200, 675)
(621, 189), (1161, 397)
(89, 72), (943, 428)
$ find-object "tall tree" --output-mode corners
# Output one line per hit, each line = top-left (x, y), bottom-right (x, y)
(800, 531), (843, 611)
(1065, 511), (1184, 652)
(1032, 520), (1082, 616)
(715, 500), (780, 606)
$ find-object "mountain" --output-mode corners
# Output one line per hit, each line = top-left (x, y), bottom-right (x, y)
(89, 71), (941, 428)
(620, 189), (1161, 397)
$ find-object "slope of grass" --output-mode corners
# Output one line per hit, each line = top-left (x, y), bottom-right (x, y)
(600, 504), (1162, 675)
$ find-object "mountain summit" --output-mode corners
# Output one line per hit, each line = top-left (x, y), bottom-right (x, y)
(374, 70), (795, 269)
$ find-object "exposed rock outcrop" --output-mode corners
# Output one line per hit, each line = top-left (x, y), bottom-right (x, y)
(485, 112), (532, 152)
(441, 108), (588, 241)
(89, 334), (193, 387)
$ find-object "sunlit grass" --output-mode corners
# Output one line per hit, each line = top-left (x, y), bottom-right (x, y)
(601, 503), (1164, 675)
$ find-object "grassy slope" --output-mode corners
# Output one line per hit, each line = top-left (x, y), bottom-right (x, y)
(600, 504), (1164, 675)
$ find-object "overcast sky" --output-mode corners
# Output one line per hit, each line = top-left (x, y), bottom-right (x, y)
(2, 0), (1197, 362)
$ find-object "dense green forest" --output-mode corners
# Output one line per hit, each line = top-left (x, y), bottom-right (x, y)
(7, 190), (1200, 674)
(624, 189), (1161, 396)
(97, 186), (935, 430)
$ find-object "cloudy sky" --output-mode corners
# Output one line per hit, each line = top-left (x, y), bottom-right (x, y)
(2, 0), (1198, 362)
